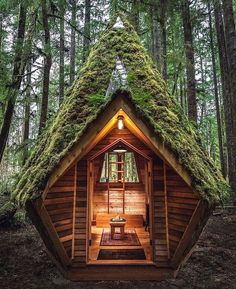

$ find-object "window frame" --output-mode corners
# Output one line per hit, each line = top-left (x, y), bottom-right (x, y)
(99, 151), (141, 184)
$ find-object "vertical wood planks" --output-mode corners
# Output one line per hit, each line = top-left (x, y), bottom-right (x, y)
(152, 157), (169, 266)
(74, 159), (87, 263)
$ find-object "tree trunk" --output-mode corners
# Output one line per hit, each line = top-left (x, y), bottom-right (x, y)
(181, 0), (197, 122)
(208, 2), (226, 177)
(69, 0), (76, 85)
(110, 0), (118, 16)
(59, 1), (65, 105)
(0, 13), (3, 52)
(222, 0), (236, 194)
(214, 0), (230, 178)
(151, 2), (162, 71)
(131, 0), (139, 33)
(22, 60), (31, 165)
(160, 0), (167, 80)
(39, 0), (52, 134)
(82, 0), (91, 63)
(0, 4), (27, 163)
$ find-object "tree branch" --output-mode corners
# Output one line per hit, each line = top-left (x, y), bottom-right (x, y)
(47, 13), (91, 40)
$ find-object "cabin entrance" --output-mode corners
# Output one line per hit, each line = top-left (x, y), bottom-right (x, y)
(87, 139), (153, 264)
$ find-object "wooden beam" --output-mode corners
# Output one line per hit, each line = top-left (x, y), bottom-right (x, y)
(33, 199), (71, 266)
(89, 137), (151, 161)
(67, 265), (174, 281)
(163, 162), (170, 259)
(86, 160), (93, 263)
(148, 159), (155, 262)
(170, 200), (203, 268)
(71, 163), (77, 259)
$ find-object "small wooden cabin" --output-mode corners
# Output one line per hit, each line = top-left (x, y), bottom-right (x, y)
(13, 14), (227, 281)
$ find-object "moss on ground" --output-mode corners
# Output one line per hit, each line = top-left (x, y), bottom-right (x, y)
(12, 13), (230, 206)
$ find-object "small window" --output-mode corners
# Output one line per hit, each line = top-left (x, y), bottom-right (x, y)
(124, 152), (139, 182)
(100, 152), (139, 183)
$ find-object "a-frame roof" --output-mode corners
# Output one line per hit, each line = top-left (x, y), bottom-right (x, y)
(12, 13), (229, 206)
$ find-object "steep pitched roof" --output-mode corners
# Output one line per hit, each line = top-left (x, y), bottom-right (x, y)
(12, 14), (229, 206)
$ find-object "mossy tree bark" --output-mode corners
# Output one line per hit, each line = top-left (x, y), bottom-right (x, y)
(0, 3), (27, 163)
(39, 0), (52, 134)
(222, 0), (236, 196)
(181, 0), (197, 122)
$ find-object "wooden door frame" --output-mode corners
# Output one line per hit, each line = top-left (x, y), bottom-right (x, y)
(148, 159), (154, 262)
(86, 142), (154, 264)
(86, 159), (94, 263)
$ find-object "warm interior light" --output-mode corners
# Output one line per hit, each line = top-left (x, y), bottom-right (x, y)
(113, 149), (127, 153)
(117, 115), (124, 130)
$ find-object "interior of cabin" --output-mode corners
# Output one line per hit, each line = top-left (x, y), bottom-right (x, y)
(87, 122), (153, 263)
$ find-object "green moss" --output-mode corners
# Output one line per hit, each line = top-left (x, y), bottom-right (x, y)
(12, 12), (230, 207)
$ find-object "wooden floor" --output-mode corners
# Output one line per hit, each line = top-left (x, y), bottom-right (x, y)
(89, 226), (152, 262)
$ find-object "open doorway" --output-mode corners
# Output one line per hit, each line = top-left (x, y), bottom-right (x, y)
(87, 140), (153, 263)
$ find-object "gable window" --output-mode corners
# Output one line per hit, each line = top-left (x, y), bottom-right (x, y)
(100, 152), (139, 183)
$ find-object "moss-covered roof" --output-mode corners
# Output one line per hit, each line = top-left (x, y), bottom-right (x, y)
(12, 13), (229, 206)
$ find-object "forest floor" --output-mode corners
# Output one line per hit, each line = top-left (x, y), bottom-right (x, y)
(0, 200), (236, 289)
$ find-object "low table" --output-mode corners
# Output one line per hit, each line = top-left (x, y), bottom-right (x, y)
(110, 221), (126, 240)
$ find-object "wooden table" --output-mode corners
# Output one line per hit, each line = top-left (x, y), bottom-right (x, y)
(110, 221), (126, 239)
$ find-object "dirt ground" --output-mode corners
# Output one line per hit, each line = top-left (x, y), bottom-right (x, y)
(0, 209), (236, 289)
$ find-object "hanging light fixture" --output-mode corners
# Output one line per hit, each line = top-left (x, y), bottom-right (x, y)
(113, 144), (127, 153)
(117, 115), (124, 130)
(113, 148), (127, 153)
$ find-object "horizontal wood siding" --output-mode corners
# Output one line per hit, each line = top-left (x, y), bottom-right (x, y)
(45, 166), (75, 258)
(93, 182), (146, 217)
(74, 159), (87, 264)
(166, 165), (200, 258)
(152, 157), (169, 266)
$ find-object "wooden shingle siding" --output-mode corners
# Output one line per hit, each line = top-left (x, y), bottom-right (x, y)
(166, 165), (200, 258)
(45, 166), (75, 258)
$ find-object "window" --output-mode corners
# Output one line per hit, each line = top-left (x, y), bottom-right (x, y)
(100, 152), (139, 183)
